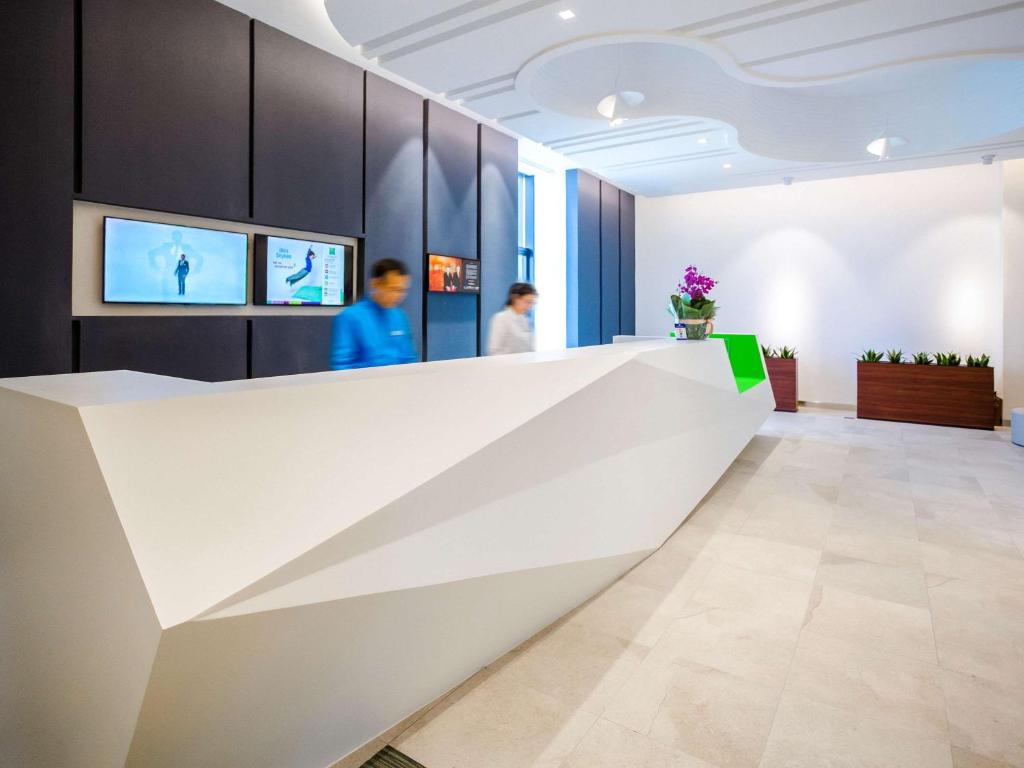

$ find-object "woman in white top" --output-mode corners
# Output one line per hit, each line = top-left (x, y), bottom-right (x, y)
(487, 282), (538, 355)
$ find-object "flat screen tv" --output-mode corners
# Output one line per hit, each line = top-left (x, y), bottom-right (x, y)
(253, 235), (354, 306)
(427, 254), (480, 294)
(103, 217), (248, 305)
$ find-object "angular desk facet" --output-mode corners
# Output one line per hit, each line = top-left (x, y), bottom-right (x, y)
(0, 338), (773, 768)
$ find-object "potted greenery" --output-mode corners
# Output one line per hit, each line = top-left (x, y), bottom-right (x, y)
(670, 265), (717, 340)
(857, 347), (995, 429)
(762, 345), (798, 412)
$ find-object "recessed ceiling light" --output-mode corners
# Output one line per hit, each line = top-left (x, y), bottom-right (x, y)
(610, 117), (627, 128)
(558, 9), (575, 20)
(697, 137), (708, 144)
(722, 163), (732, 169)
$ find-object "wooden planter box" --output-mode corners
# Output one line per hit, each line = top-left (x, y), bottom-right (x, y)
(856, 361), (995, 430)
(765, 357), (798, 412)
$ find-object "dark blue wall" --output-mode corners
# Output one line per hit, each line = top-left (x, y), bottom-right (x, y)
(619, 191), (636, 335)
(479, 125), (519, 353)
(0, 0), (73, 377)
(80, 0), (250, 220)
(600, 181), (620, 344)
(566, 171), (635, 347)
(365, 73), (425, 358)
(252, 22), (364, 236)
(425, 101), (480, 361)
(566, 170), (602, 348)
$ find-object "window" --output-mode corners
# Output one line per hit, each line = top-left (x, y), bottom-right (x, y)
(517, 172), (535, 284)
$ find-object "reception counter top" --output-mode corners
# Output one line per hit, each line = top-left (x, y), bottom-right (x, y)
(1, 337), (773, 768)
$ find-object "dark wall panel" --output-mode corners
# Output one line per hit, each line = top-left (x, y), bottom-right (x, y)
(600, 181), (620, 344)
(364, 73), (424, 358)
(619, 191), (636, 336)
(425, 102), (478, 258)
(77, 317), (248, 382)
(479, 126), (518, 353)
(424, 102), (478, 361)
(250, 316), (334, 378)
(80, 0), (249, 220)
(425, 294), (479, 362)
(566, 170), (601, 348)
(0, 0), (73, 377)
(252, 22), (363, 236)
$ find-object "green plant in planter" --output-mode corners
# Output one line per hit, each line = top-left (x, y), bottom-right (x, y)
(936, 352), (961, 366)
(761, 344), (777, 358)
(912, 352), (932, 365)
(860, 349), (883, 363)
(886, 349), (904, 364)
(967, 354), (991, 368)
(778, 346), (797, 359)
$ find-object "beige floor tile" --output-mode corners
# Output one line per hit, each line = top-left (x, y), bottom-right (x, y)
(951, 746), (1021, 768)
(908, 469), (984, 492)
(920, 541), (1024, 587)
(831, 504), (920, 539)
(785, 631), (948, 740)
(814, 551), (929, 608)
(603, 655), (680, 735)
(916, 499), (1009, 534)
(759, 694), (954, 768)
(911, 483), (994, 510)
(714, 532), (821, 583)
(917, 518), (1020, 558)
(561, 718), (719, 768)
(738, 497), (832, 549)
(647, 660), (780, 768)
(825, 524), (922, 567)
(683, 499), (752, 533)
(621, 537), (719, 596)
(691, 562), (814, 626)
(802, 585), (937, 663)
(646, 605), (800, 689)
(394, 676), (596, 768)
(496, 618), (649, 716)
(568, 579), (693, 648)
(942, 669), (1024, 766)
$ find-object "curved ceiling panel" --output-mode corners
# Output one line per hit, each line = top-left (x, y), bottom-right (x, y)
(518, 36), (1024, 163)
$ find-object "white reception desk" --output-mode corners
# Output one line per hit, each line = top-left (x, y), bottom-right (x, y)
(0, 337), (773, 768)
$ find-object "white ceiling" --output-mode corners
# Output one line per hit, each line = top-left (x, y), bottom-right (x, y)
(220, 0), (1024, 196)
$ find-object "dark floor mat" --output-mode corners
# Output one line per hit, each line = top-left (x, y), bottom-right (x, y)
(359, 745), (428, 768)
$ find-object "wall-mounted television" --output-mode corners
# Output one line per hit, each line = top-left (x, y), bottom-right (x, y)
(103, 217), (248, 305)
(427, 254), (480, 294)
(253, 235), (355, 306)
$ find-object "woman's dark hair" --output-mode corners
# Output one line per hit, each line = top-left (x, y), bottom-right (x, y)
(506, 282), (538, 306)
(371, 258), (409, 279)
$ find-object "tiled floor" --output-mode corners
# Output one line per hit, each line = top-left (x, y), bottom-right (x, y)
(389, 410), (1024, 768)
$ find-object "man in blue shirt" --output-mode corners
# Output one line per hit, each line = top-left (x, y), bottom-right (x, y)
(330, 259), (417, 370)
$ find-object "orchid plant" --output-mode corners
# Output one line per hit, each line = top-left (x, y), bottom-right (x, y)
(670, 265), (718, 322)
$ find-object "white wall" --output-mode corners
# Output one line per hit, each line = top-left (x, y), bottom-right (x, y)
(637, 164), (1005, 406)
(519, 138), (570, 351)
(1004, 159), (1024, 415)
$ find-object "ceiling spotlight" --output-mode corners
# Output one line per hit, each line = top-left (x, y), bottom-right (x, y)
(782, 176), (794, 186)
(610, 117), (627, 128)
(697, 137), (708, 144)
(982, 154), (996, 165)
(597, 90), (644, 127)
(722, 163), (732, 169)
(558, 9), (575, 20)
(866, 135), (907, 159)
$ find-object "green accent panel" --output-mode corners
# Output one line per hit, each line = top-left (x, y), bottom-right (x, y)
(710, 333), (766, 393)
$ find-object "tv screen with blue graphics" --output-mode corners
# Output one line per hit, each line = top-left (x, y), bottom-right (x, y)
(260, 236), (349, 306)
(103, 217), (248, 305)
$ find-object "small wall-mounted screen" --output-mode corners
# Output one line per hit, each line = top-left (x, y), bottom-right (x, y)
(103, 217), (248, 305)
(254, 235), (353, 306)
(428, 254), (480, 294)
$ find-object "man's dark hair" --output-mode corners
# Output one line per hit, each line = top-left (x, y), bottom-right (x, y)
(505, 282), (538, 306)
(370, 258), (409, 280)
